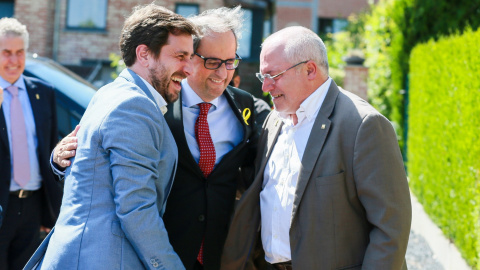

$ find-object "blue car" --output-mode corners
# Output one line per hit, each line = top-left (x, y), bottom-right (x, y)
(23, 54), (97, 138)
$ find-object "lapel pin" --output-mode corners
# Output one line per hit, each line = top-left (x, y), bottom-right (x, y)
(321, 124), (326, 129)
(36, 94), (40, 100)
(242, 108), (251, 125)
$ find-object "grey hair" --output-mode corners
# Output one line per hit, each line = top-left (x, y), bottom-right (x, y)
(189, 6), (244, 51)
(262, 26), (329, 76)
(0, 17), (29, 51)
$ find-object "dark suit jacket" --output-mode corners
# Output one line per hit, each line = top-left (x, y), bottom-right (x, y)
(164, 85), (258, 270)
(0, 76), (62, 228)
(221, 81), (412, 270)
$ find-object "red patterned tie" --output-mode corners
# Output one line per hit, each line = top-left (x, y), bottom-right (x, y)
(195, 102), (215, 265)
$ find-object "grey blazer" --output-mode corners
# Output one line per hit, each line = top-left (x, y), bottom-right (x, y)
(221, 81), (411, 270)
(25, 69), (184, 270)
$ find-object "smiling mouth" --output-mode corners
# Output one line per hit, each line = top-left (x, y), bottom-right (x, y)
(172, 76), (182, 83)
(210, 78), (223, 83)
(271, 94), (283, 98)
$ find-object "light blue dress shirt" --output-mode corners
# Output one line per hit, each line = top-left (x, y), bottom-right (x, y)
(1, 75), (42, 191)
(181, 79), (243, 166)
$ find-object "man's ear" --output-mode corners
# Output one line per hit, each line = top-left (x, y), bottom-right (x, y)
(135, 44), (150, 67)
(306, 61), (317, 80)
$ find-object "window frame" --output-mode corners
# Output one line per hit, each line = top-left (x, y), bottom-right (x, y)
(65, 0), (108, 32)
(175, 3), (199, 18)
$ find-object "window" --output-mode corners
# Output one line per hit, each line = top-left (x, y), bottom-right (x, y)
(0, 0), (14, 18)
(175, 3), (199, 18)
(237, 9), (253, 59)
(318, 18), (348, 35)
(66, 0), (108, 30)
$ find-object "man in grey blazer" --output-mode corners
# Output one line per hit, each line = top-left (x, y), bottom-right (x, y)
(221, 26), (412, 270)
(24, 4), (197, 269)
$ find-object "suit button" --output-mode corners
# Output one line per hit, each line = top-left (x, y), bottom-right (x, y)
(198, 214), (205, 222)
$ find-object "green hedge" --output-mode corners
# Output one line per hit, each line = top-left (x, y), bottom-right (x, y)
(408, 28), (480, 269)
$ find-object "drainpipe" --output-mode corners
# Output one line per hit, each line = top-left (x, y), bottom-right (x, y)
(311, 0), (318, 33)
(52, 0), (61, 61)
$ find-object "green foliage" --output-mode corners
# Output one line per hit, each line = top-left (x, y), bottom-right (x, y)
(408, 28), (480, 269)
(324, 14), (367, 87)
(363, 0), (480, 153)
(363, 0), (409, 150)
(109, 52), (126, 79)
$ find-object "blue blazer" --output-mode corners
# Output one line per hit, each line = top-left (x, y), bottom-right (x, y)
(25, 69), (184, 270)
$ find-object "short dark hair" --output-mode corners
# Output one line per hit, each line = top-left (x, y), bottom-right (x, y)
(120, 4), (197, 67)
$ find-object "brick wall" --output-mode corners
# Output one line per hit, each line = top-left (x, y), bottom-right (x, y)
(343, 65), (368, 101)
(275, 6), (312, 30)
(317, 0), (372, 18)
(15, 0), (224, 65)
(274, 0), (374, 31)
(15, 0), (55, 57)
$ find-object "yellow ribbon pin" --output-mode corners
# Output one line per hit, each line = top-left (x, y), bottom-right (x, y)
(242, 108), (251, 125)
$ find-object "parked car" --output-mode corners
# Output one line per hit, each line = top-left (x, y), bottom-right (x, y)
(23, 54), (98, 138)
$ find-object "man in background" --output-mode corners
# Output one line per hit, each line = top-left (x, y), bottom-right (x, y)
(0, 18), (61, 270)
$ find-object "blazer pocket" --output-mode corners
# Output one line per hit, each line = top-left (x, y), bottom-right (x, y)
(315, 171), (345, 186)
(111, 220), (126, 238)
(336, 263), (362, 270)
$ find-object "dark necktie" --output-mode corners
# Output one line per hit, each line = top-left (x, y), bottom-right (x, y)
(6, 85), (31, 187)
(195, 102), (215, 265)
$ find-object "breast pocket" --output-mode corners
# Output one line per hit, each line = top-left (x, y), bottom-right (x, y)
(315, 171), (345, 186)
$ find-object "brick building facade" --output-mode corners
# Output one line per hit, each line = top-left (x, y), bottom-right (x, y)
(3, 0), (372, 94)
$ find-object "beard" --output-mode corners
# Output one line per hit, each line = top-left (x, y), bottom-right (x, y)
(148, 63), (179, 104)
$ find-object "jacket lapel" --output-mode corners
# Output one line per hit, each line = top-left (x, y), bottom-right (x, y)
(119, 69), (157, 105)
(258, 112), (283, 181)
(24, 77), (44, 151)
(223, 87), (251, 142)
(0, 108), (8, 150)
(165, 88), (205, 178)
(291, 82), (340, 220)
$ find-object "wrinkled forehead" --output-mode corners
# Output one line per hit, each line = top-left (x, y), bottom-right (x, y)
(259, 43), (286, 73)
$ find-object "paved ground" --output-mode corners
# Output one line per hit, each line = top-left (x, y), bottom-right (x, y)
(407, 192), (471, 270)
(406, 230), (444, 270)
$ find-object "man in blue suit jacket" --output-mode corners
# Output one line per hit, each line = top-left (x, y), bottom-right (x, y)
(24, 4), (197, 270)
(0, 18), (61, 270)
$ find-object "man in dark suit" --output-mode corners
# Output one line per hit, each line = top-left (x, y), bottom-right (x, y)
(0, 18), (61, 270)
(221, 26), (411, 270)
(162, 7), (258, 269)
(52, 6), (258, 270)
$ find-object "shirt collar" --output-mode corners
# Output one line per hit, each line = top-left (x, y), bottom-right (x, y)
(277, 77), (332, 126)
(0, 75), (27, 92)
(181, 79), (219, 109)
(138, 76), (168, 115)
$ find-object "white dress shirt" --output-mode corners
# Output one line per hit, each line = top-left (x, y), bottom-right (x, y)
(260, 77), (331, 263)
(181, 79), (243, 166)
(138, 75), (168, 114)
(1, 75), (42, 191)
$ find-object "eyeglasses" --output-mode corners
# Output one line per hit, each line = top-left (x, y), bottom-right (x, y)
(256, 61), (308, 84)
(195, 52), (242, 70)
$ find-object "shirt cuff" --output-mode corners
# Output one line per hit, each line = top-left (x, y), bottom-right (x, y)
(50, 150), (66, 177)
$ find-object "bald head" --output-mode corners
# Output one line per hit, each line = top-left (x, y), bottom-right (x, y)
(262, 26), (329, 78)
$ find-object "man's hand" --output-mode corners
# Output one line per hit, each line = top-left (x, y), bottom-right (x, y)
(53, 125), (80, 168)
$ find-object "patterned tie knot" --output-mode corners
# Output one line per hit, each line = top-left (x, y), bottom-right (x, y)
(199, 102), (212, 115)
(6, 85), (19, 96)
